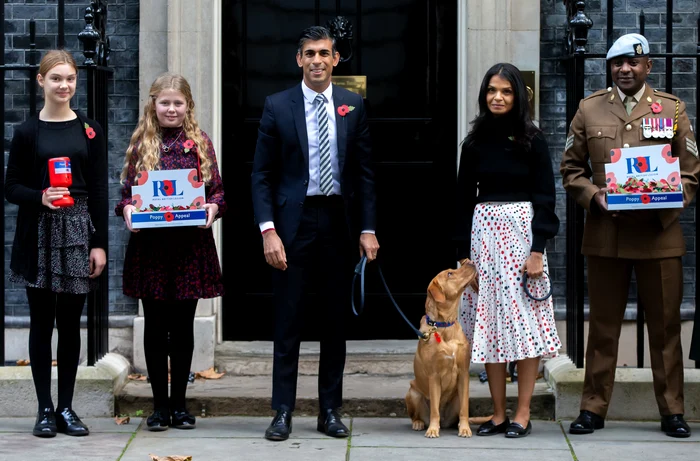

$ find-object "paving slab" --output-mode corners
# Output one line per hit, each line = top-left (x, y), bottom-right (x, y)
(348, 447), (575, 461)
(351, 418), (569, 449)
(562, 420), (700, 442)
(119, 437), (348, 461)
(0, 416), (138, 434)
(0, 432), (133, 461)
(570, 441), (700, 461)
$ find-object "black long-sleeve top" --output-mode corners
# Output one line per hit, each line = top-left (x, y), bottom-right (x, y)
(4, 112), (108, 283)
(454, 129), (559, 259)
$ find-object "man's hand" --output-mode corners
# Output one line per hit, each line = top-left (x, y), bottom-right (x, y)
(263, 230), (287, 270)
(523, 251), (544, 278)
(89, 248), (106, 279)
(594, 187), (619, 217)
(359, 233), (380, 262)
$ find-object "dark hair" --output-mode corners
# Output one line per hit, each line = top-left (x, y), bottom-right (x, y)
(297, 26), (337, 54)
(463, 62), (540, 150)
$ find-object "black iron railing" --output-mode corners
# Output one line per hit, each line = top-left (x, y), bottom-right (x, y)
(1, 0), (113, 366)
(562, 0), (700, 369)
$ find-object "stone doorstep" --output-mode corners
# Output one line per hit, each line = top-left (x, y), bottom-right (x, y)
(115, 374), (556, 419)
(545, 355), (700, 420)
(0, 353), (130, 417)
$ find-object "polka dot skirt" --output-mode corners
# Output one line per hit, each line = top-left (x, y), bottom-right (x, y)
(459, 202), (561, 363)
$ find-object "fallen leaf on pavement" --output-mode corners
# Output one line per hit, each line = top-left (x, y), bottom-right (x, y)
(52, 360), (57, 367)
(16, 359), (30, 366)
(114, 415), (130, 425)
(149, 455), (192, 461)
(128, 373), (147, 381)
(194, 367), (224, 380)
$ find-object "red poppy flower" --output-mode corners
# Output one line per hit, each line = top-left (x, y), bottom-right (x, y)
(661, 144), (676, 163)
(337, 105), (349, 117)
(192, 196), (205, 208)
(434, 332), (441, 343)
(606, 172), (617, 185)
(135, 170), (149, 186)
(162, 180), (174, 196)
(641, 194), (651, 204)
(651, 102), (663, 114)
(86, 127), (96, 139)
(635, 156), (649, 173)
(608, 183), (618, 192)
(183, 139), (195, 149)
(131, 194), (143, 209)
(610, 148), (622, 163)
(667, 171), (681, 186)
(188, 169), (202, 187)
(164, 212), (174, 222)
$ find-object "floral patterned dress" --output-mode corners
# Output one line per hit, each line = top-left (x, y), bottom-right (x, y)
(115, 128), (226, 300)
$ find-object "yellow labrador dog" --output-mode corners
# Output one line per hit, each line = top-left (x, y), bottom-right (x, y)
(405, 259), (488, 438)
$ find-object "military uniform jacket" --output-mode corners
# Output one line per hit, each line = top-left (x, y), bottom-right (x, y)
(560, 85), (700, 259)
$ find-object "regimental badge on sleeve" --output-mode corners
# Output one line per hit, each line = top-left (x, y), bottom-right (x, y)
(565, 134), (574, 152)
(687, 137), (699, 159)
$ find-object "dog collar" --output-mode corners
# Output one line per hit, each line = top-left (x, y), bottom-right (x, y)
(425, 315), (455, 328)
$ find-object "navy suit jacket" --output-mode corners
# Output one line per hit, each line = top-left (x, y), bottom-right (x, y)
(251, 83), (377, 247)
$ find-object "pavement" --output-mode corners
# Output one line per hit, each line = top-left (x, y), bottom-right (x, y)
(0, 416), (698, 461)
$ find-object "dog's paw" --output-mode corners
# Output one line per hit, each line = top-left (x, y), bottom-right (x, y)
(412, 420), (425, 431)
(458, 424), (473, 438)
(424, 426), (440, 438)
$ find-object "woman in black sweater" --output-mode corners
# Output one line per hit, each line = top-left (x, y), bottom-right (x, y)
(455, 63), (561, 438)
(4, 50), (108, 438)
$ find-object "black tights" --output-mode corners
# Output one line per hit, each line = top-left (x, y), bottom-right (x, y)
(142, 298), (198, 412)
(27, 287), (86, 411)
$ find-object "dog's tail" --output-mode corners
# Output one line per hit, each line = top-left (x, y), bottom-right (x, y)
(467, 416), (493, 424)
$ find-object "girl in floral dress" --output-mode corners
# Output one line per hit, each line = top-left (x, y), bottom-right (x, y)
(455, 63), (561, 438)
(116, 73), (226, 431)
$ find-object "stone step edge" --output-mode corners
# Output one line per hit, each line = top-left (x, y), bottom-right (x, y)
(115, 394), (555, 419)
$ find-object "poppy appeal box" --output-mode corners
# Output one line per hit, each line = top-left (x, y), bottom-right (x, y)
(130, 168), (207, 228)
(605, 144), (683, 211)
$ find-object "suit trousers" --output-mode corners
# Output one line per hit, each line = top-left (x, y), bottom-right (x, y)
(581, 256), (684, 417)
(271, 195), (350, 411)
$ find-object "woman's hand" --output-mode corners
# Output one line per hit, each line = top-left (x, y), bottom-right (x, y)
(523, 251), (544, 278)
(123, 204), (140, 233)
(200, 203), (219, 228)
(89, 248), (106, 279)
(42, 187), (70, 210)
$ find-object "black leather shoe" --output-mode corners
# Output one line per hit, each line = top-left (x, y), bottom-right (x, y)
(56, 408), (89, 436)
(33, 408), (57, 438)
(476, 418), (510, 436)
(317, 409), (349, 438)
(661, 414), (691, 438)
(569, 410), (605, 435)
(505, 421), (532, 438)
(146, 409), (170, 432)
(171, 409), (196, 429)
(265, 408), (293, 441)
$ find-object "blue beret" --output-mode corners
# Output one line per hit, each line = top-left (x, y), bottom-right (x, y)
(606, 33), (650, 60)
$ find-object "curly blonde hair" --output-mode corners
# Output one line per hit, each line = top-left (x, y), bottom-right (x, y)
(120, 72), (213, 184)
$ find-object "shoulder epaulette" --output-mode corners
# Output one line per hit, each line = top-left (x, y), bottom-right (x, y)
(652, 89), (679, 101)
(584, 88), (613, 101)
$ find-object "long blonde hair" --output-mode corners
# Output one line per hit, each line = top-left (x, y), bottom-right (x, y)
(120, 72), (213, 183)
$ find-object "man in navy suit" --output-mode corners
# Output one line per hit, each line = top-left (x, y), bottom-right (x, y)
(251, 26), (380, 442)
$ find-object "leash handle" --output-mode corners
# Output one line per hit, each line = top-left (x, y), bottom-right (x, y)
(351, 255), (367, 316)
(522, 270), (552, 301)
(351, 255), (425, 340)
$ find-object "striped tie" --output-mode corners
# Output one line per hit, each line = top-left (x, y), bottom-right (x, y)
(315, 94), (333, 196)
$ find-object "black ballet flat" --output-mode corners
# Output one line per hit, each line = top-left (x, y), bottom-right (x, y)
(505, 421), (532, 438)
(476, 418), (510, 436)
(171, 409), (196, 429)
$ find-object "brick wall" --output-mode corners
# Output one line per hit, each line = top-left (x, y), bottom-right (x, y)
(3, 0), (140, 318)
(540, 0), (699, 317)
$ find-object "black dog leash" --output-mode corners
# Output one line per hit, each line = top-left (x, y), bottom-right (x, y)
(351, 255), (426, 340)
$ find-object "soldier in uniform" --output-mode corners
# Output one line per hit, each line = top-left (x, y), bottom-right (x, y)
(561, 33), (700, 438)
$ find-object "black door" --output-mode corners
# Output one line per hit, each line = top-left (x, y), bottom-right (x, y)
(222, 0), (458, 340)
